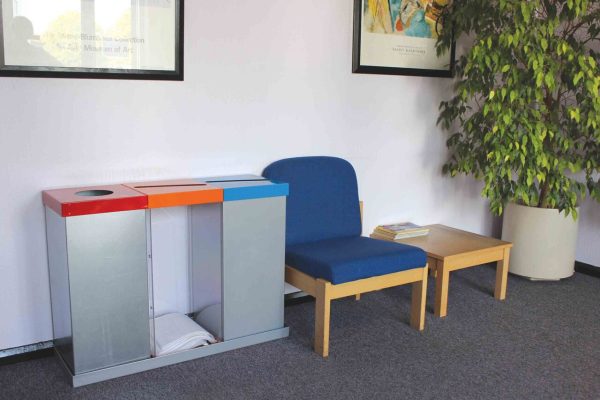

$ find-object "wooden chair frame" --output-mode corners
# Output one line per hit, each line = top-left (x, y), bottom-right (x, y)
(285, 264), (428, 357)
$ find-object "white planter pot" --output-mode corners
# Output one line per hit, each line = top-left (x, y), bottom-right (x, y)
(501, 202), (578, 280)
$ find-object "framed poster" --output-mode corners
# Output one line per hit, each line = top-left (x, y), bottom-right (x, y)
(352, 0), (454, 77)
(0, 0), (184, 80)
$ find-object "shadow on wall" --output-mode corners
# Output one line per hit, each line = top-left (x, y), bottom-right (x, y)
(417, 35), (501, 237)
(577, 198), (600, 266)
(18, 190), (53, 342)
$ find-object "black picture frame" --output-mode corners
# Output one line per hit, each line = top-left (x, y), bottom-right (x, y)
(0, 0), (184, 81)
(352, 0), (455, 78)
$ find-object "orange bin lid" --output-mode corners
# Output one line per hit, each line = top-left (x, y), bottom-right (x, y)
(126, 179), (223, 208)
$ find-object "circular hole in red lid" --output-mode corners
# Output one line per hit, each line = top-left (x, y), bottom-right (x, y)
(75, 190), (114, 197)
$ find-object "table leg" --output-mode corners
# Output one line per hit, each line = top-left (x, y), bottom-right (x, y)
(494, 248), (510, 300)
(428, 257), (438, 278)
(434, 261), (449, 318)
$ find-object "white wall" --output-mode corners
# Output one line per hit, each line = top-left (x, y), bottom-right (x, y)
(0, 0), (596, 351)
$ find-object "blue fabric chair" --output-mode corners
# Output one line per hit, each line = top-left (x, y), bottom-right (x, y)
(263, 156), (429, 357)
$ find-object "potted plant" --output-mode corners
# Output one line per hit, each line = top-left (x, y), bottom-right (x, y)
(436, 0), (600, 279)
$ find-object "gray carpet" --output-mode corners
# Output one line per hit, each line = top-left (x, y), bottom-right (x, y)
(1, 267), (599, 400)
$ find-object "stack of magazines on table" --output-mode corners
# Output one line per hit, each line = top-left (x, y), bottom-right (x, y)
(370, 222), (429, 242)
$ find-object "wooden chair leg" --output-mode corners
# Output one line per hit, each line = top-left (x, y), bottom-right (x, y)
(410, 265), (428, 331)
(355, 293), (361, 301)
(434, 261), (450, 318)
(314, 279), (331, 357)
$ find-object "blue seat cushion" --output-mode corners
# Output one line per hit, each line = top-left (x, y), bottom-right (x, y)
(286, 236), (427, 285)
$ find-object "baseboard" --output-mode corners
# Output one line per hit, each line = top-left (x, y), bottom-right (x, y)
(575, 261), (600, 278)
(0, 341), (54, 366)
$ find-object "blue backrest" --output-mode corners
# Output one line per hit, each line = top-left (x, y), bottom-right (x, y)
(263, 156), (362, 246)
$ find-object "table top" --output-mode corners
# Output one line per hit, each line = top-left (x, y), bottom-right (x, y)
(398, 224), (512, 260)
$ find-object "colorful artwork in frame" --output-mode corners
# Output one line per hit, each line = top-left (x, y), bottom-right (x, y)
(352, 0), (455, 77)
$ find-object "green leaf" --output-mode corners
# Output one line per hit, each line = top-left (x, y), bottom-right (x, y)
(544, 73), (555, 88)
(536, 71), (544, 87)
(521, 2), (531, 23)
(537, 172), (546, 183)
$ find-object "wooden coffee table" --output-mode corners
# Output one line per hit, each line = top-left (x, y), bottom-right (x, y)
(398, 224), (513, 318)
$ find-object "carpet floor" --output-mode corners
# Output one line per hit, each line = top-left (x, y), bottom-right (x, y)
(1, 267), (599, 400)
